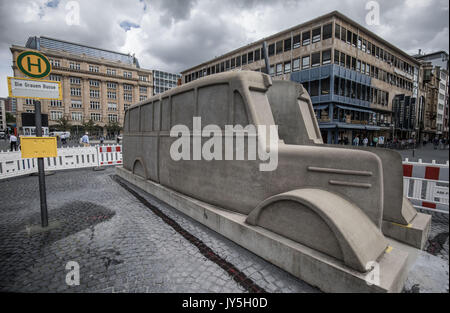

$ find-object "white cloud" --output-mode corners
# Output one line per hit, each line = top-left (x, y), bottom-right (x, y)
(0, 0), (448, 98)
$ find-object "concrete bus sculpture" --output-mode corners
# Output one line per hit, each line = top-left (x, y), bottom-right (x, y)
(117, 71), (430, 292)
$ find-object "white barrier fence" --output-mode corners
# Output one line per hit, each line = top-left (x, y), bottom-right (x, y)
(0, 145), (122, 180)
(0, 146), (448, 214)
(403, 159), (449, 214)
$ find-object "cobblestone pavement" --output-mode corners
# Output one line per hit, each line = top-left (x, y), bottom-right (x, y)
(0, 167), (317, 293)
(0, 167), (448, 293)
(396, 144), (449, 164)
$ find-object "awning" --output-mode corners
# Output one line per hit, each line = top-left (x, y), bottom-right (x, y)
(313, 105), (328, 110)
(336, 105), (374, 114)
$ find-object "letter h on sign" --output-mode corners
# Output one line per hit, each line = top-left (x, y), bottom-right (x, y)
(27, 56), (42, 73)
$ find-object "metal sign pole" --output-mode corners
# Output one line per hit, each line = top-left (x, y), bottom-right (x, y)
(34, 100), (49, 227)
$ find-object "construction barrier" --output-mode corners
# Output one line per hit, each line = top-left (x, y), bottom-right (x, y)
(403, 158), (449, 214)
(0, 145), (122, 180)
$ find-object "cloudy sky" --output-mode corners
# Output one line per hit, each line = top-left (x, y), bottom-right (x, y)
(0, 0), (448, 97)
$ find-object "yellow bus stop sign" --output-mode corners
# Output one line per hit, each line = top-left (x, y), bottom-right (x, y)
(21, 137), (57, 158)
(16, 51), (52, 79)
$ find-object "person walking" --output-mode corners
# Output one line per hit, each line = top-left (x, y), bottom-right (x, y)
(373, 136), (378, 147)
(353, 135), (360, 146)
(9, 134), (18, 151)
(100, 135), (104, 145)
(363, 136), (369, 147)
(81, 132), (90, 147)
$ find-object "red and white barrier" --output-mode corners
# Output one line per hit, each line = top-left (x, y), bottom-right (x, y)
(98, 145), (123, 166)
(403, 159), (449, 214)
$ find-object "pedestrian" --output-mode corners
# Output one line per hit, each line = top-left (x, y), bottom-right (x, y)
(373, 136), (378, 147)
(353, 135), (359, 146)
(363, 137), (368, 147)
(81, 132), (90, 147)
(116, 135), (120, 144)
(433, 137), (439, 150)
(9, 134), (18, 151)
(100, 135), (104, 145)
(61, 133), (67, 145)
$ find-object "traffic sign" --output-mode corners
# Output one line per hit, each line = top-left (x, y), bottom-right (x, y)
(16, 50), (52, 79)
(7, 77), (61, 100)
(20, 136), (57, 159)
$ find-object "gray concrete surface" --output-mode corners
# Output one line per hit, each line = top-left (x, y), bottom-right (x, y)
(0, 166), (447, 293)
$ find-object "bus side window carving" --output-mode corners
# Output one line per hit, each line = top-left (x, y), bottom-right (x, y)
(171, 91), (195, 130)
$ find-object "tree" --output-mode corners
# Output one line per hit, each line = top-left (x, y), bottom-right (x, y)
(6, 112), (16, 124)
(82, 119), (96, 135)
(106, 121), (122, 137)
(55, 116), (71, 131)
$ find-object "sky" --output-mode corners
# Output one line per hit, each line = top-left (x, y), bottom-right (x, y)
(0, 0), (448, 97)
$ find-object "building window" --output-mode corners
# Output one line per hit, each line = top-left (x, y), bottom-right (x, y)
(334, 49), (340, 65)
(70, 88), (81, 96)
(139, 75), (148, 81)
(357, 37), (362, 50)
(269, 65), (275, 76)
(108, 114), (118, 122)
(322, 49), (331, 65)
(108, 102), (117, 111)
(341, 27), (346, 41)
(71, 112), (83, 121)
(268, 43), (275, 56)
(284, 38), (292, 51)
(50, 100), (62, 107)
(139, 86), (147, 93)
(49, 74), (61, 82)
(312, 27), (321, 43)
(293, 34), (301, 49)
(70, 77), (81, 85)
(248, 51), (254, 63)
(225, 60), (230, 70)
(90, 101), (100, 110)
(89, 80), (99, 87)
(276, 40), (283, 54)
(340, 52), (345, 67)
(107, 91), (117, 99)
(311, 52), (320, 67)
(302, 56), (310, 69)
(50, 111), (63, 120)
(335, 24), (341, 39)
(346, 55), (351, 69)
(231, 58), (235, 68)
(356, 60), (361, 72)
(69, 62), (80, 70)
(351, 57), (356, 71)
(242, 54), (247, 65)
(90, 113), (101, 121)
(123, 84), (133, 91)
(25, 98), (34, 105)
(322, 23), (332, 40)
(321, 78), (330, 95)
(346, 29), (352, 44)
(123, 71), (132, 78)
(50, 59), (60, 67)
(302, 30), (311, 46)
(124, 104), (130, 111)
(107, 82), (117, 89)
(293, 58), (300, 71)
(124, 93), (132, 101)
(140, 95), (147, 101)
(89, 65), (99, 72)
(352, 33), (357, 46)
(71, 100), (82, 108)
(284, 61), (291, 74)
(107, 68), (117, 76)
(275, 63), (282, 76)
(90, 89), (100, 98)
(254, 49), (261, 61)
(310, 81), (319, 97)
(362, 40), (366, 52)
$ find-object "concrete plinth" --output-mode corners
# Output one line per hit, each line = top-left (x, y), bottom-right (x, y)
(382, 213), (432, 250)
(116, 166), (411, 293)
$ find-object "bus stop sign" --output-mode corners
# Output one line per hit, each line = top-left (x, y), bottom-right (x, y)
(16, 50), (51, 79)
